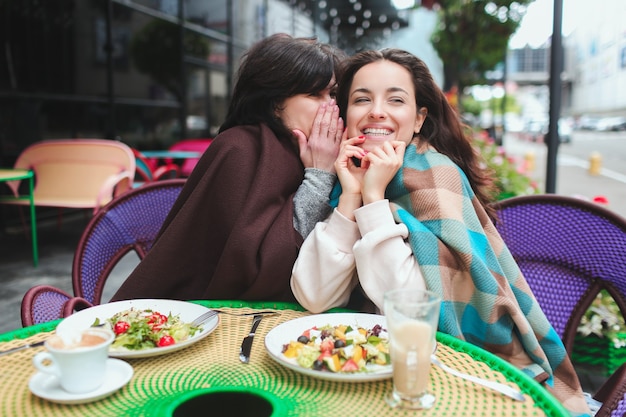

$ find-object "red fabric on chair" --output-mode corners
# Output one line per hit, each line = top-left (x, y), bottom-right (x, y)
(132, 148), (180, 187)
(166, 139), (212, 176)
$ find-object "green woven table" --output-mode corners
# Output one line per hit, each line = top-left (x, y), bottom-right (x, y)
(0, 300), (568, 417)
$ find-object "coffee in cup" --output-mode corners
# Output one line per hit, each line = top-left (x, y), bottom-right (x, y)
(47, 331), (109, 350)
(32, 328), (114, 394)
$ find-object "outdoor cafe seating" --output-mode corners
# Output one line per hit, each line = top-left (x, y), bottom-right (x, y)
(144, 138), (212, 177)
(20, 179), (186, 326)
(1, 300), (570, 416)
(132, 149), (180, 188)
(0, 139), (136, 215)
(0, 139), (136, 267)
(3, 192), (626, 416)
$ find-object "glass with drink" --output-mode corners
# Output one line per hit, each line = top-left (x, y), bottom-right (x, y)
(383, 289), (441, 409)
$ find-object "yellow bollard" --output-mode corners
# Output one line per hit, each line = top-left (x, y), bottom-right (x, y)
(589, 152), (602, 176)
(524, 151), (535, 172)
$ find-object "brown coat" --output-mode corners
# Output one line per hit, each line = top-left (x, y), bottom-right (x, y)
(112, 124), (304, 302)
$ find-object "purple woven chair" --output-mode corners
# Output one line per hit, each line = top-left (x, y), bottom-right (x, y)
(493, 194), (626, 417)
(20, 285), (91, 326)
(20, 179), (186, 326)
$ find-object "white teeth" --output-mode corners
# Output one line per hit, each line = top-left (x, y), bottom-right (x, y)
(363, 128), (392, 135)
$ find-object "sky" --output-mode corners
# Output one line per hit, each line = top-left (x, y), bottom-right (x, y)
(508, 0), (586, 48)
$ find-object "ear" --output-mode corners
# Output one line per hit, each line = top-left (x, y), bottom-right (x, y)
(415, 107), (428, 134)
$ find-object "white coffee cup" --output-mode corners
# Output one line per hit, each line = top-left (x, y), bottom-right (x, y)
(32, 327), (114, 394)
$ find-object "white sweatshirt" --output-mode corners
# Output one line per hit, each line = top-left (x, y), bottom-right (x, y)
(291, 199), (426, 313)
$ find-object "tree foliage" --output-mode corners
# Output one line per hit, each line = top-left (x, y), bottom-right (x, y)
(430, 0), (534, 93)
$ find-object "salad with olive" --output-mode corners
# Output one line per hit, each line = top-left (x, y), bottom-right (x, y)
(282, 323), (390, 373)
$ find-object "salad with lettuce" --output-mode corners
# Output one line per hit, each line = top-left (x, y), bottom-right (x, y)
(92, 308), (202, 351)
(282, 323), (390, 373)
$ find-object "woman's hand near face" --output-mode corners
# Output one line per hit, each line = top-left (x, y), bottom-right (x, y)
(335, 134), (366, 220)
(361, 140), (406, 205)
(295, 100), (342, 173)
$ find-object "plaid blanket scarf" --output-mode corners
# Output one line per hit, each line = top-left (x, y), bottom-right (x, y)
(341, 143), (590, 415)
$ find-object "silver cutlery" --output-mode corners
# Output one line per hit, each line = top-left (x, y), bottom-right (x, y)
(213, 309), (278, 317)
(430, 355), (525, 402)
(0, 340), (45, 357)
(191, 309), (277, 327)
(239, 314), (264, 364)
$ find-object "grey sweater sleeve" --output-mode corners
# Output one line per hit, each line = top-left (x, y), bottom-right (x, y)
(293, 168), (337, 238)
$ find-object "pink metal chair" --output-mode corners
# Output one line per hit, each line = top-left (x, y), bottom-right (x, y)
(132, 148), (180, 187)
(2, 139), (135, 213)
(165, 138), (212, 177)
(20, 179), (186, 326)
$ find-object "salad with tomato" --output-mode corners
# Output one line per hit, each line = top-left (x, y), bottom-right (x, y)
(93, 308), (202, 351)
(281, 323), (390, 373)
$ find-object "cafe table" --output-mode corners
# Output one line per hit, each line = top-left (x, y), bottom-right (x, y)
(0, 300), (569, 417)
(0, 168), (38, 266)
(139, 150), (202, 162)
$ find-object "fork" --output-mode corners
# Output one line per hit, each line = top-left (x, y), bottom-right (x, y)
(191, 309), (278, 327)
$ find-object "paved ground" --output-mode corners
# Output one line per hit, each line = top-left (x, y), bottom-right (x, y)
(503, 132), (626, 219)
(1, 134), (623, 394)
(0, 211), (134, 334)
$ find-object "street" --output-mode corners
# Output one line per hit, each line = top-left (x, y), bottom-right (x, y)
(557, 130), (626, 175)
(502, 130), (626, 219)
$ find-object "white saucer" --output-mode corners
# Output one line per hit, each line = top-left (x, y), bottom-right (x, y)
(29, 358), (133, 404)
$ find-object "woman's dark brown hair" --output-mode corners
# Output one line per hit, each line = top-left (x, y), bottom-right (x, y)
(336, 48), (496, 217)
(220, 33), (345, 142)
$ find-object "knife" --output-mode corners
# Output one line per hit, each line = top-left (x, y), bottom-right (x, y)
(239, 314), (263, 364)
(0, 340), (45, 357)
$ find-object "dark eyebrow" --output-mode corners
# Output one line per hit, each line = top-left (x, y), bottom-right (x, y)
(387, 87), (410, 95)
(350, 87), (371, 97)
(350, 86), (410, 97)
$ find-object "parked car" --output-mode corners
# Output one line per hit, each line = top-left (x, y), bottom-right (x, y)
(576, 116), (602, 131)
(596, 116), (626, 132)
(523, 118), (571, 143)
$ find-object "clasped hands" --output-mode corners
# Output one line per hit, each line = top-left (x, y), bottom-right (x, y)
(337, 133), (406, 207)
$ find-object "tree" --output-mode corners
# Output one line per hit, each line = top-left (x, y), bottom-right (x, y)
(429, 0), (534, 101)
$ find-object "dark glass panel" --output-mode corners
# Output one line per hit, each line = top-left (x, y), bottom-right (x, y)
(115, 104), (180, 148)
(129, 0), (180, 17)
(0, 0), (76, 94)
(184, 0), (228, 34)
(116, 12), (181, 101)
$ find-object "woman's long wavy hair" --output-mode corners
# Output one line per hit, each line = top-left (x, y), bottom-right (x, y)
(219, 33), (345, 145)
(336, 48), (496, 218)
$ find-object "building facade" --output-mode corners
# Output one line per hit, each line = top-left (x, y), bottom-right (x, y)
(0, 0), (411, 165)
(506, 0), (625, 122)
(566, 0), (626, 118)
(0, 0), (316, 163)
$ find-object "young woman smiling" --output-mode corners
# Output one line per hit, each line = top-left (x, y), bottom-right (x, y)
(291, 49), (591, 416)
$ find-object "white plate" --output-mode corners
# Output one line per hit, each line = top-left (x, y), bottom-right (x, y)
(29, 358), (133, 404)
(55, 299), (219, 358)
(264, 313), (391, 382)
